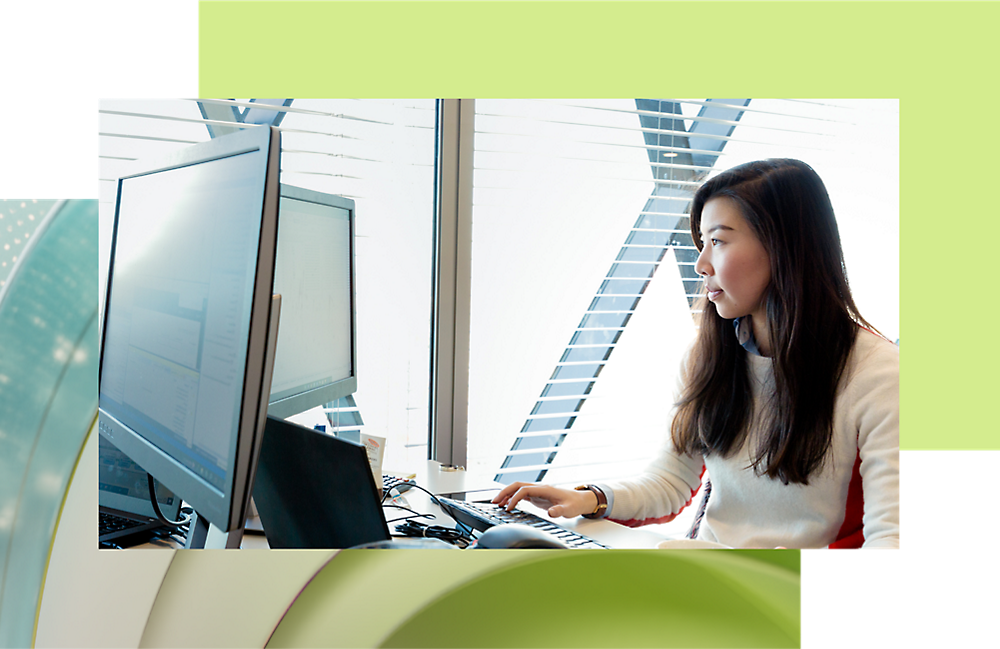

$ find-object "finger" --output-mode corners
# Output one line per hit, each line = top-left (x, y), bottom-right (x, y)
(491, 482), (525, 504)
(506, 486), (534, 511)
(504, 483), (542, 510)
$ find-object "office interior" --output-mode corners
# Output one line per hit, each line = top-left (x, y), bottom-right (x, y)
(1, 99), (896, 647)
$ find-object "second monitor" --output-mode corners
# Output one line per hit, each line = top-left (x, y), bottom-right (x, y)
(267, 185), (357, 419)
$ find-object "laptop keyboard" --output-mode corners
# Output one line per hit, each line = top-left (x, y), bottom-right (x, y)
(99, 511), (147, 535)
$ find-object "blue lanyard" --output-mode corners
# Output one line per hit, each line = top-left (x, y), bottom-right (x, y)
(733, 317), (762, 356)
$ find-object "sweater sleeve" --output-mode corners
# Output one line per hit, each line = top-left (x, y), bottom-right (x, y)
(602, 440), (706, 527)
(850, 335), (900, 549)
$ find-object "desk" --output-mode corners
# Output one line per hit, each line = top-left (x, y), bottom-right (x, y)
(135, 460), (674, 550)
(389, 489), (672, 550)
(238, 460), (503, 550)
(389, 461), (676, 549)
(251, 460), (672, 550)
(386, 459), (503, 498)
(133, 460), (499, 549)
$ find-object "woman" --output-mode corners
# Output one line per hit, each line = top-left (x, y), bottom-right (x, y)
(493, 159), (899, 549)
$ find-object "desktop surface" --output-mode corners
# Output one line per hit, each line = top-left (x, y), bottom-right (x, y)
(126, 460), (674, 550)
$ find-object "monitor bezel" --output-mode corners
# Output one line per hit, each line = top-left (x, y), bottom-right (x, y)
(265, 184), (358, 419)
(97, 125), (281, 533)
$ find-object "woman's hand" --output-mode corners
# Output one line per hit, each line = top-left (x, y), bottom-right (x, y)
(491, 482), (598, 519)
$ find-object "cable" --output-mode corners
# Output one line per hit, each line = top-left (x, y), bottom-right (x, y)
(386, 513), (432, 524)
(403, 483), (445, 508)
(150, 528), (188, 546)
(146, 474), (192, 528)
(450, 516), (475, 539)
(394, 483), (477, 538)
(380, 480), (476, 540)
(394, 521), (473, 548)
(382, 503), (435, 519)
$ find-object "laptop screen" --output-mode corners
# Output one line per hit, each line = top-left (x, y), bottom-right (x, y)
(252, 416), (390, 549)
(98, 435), (182, 520)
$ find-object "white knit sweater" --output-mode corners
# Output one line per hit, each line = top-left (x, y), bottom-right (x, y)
(603, 329), (899, 549)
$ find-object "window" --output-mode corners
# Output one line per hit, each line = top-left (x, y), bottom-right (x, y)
(465, 99), (899, 488)
(97, 98), (899, 484)
(99, 99), (437, 469)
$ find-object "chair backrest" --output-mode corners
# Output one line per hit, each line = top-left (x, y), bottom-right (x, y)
(0, 200), (98, 647)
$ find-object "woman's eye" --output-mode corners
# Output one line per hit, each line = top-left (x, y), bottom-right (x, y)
(711, 238), (722, 246)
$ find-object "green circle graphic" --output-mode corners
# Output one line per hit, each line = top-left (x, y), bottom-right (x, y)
(268, 550), (799, 649)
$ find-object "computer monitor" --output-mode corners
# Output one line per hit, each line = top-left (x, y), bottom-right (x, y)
(98, 125), (282, 535)
(267, 185), (357, 418)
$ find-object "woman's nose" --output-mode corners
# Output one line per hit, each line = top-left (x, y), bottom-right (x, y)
(694, 248), (711, 276)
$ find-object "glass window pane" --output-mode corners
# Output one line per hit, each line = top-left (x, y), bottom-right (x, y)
(540, 381), (594, 398)
(589, 296), (639, 312)
(561, 347), (611, 363)
(531, 399), (583, 416)
(99, 99), (436, 470)
(467, 98), (898, 487)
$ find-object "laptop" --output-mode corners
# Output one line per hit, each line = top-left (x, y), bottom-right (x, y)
(98, 435), (183, 548)
(251, 415), (391, 549)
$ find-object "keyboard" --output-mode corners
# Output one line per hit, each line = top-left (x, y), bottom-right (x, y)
(99, 511), (147, 535)
(382, 474), (415, 494)
(436, 497), (608, 549)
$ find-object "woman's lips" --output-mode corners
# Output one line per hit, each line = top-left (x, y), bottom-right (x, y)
(707, 289), (723, 301)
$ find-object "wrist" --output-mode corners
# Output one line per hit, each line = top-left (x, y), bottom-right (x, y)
(574, 484), (608, 519)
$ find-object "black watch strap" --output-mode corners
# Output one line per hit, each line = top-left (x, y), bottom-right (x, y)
(574, 484), (608, 519)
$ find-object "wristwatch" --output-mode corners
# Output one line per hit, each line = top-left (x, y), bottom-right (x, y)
(574, 484), (608, 519)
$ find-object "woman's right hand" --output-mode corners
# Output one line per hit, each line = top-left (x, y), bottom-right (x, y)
(491, 482), (598, 519)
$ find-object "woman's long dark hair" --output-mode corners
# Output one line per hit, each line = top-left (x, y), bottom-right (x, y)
(670, 159), (877, 485)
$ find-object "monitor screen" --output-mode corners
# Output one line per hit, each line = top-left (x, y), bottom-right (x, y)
(98, 126), (281, 533)
(266, 185), (357, 418)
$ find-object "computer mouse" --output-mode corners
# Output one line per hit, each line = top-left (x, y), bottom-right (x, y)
(474, 523), (569, 549)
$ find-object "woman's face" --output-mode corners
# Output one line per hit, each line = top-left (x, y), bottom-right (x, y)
(695, 197), (771, 323)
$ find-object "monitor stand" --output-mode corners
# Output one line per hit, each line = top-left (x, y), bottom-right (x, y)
(223, 498), (264, 549)
(183, 512), (247, 549)
(185, 512), (211, 549)
(225, 520), (246, 549)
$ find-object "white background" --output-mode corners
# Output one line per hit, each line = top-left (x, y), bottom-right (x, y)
(2, 2), (994, 647)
